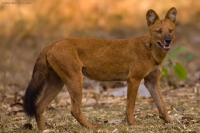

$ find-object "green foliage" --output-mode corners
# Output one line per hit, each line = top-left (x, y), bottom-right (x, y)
(184, 52), (194, 61)
(162, 45), (194, 82)
(173, 62), (187, 80)
(166, 45), (186, 58)
(162, 67), (168, 78)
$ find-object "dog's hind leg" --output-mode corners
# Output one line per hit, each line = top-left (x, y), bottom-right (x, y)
(66, 72), (97, 128)
(35, 70), (64, 130)
(47, 51), (98, 128)
(61, 68), (98, 128)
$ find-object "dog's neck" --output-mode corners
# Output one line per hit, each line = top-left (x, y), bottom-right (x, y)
(143, 33), (168, 64)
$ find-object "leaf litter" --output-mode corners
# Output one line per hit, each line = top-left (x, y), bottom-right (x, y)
(0, 83), (200, 132)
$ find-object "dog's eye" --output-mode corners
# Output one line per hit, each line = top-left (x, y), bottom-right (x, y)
(156, 29), (162, 34)
(169, 29), (173, 33)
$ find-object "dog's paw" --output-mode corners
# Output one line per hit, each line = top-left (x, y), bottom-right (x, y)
(85, 123), (101, 129)
(159, 115), (172, 123)
(90, 125), (101, 129)
(128, 120), (141, 125)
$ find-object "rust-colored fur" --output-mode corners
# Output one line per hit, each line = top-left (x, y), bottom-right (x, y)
(23, 7), (177, 130)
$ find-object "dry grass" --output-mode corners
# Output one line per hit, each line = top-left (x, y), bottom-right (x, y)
(1, 0), (200, 88)
(0, 85), (200, 132)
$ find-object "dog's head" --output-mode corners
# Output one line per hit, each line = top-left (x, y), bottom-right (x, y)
(146, 7), (177, 51)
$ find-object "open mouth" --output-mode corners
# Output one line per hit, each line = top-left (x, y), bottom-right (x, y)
(157, 42), (170, 51)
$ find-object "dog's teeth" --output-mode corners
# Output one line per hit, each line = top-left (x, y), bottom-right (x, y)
(164, 45), (170, 49)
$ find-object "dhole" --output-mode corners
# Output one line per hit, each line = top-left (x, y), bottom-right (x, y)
(24, 7), (177, 130)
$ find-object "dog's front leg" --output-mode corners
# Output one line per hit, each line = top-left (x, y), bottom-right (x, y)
(144, 68), (171, 123)
(125, 77), (141, 125)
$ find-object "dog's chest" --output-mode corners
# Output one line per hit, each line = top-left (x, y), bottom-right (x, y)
(146, 65), (159, 76)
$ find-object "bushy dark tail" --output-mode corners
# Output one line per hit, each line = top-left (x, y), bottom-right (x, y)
(23, 56), (48, 117)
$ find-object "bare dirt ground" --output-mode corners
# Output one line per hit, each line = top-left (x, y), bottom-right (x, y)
(0, 84), (200, 132)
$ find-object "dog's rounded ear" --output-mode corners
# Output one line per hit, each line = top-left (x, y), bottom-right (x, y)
(165, 7), (177, 24)
(146, 9), (159, 26)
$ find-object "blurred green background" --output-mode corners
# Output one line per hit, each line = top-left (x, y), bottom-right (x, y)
(0, 0), (200, 91)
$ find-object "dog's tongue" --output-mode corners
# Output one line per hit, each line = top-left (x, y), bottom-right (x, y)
(164, 45), (170, 49)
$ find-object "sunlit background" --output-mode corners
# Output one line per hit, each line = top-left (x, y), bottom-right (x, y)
(0, 0), (200, 92)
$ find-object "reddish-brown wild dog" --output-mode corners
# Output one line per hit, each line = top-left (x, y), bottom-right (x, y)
(24, 7), (177, 130)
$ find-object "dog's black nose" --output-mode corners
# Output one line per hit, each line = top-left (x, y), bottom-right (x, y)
(165, 39), (171, 44)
